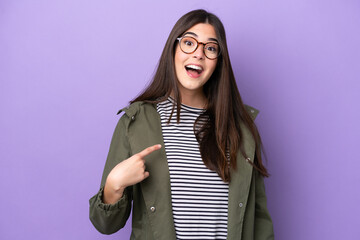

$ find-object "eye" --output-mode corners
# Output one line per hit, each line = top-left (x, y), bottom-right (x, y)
(205, 44), (218, 52)
(207, 46), (216, 52)
(181, 36), (197, 46)
(184, 40), (194, 46)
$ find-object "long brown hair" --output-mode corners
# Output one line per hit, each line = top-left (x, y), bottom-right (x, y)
(132, 9), (269, 181)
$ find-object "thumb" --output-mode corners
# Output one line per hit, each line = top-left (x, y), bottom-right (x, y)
(144, 171), (150, 179)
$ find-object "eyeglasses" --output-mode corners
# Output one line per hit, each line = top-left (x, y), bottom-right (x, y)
(177, 36), (221, 60)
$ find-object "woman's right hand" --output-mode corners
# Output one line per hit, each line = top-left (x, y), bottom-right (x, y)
(103, 144), (162, 204)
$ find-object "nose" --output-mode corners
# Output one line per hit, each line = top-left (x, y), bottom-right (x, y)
(193, 44), (205, 59)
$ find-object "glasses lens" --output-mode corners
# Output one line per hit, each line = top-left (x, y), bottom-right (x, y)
(204, 42), (220, 59)
(180, 37), (197, 53)
(204, 43), (219, 59)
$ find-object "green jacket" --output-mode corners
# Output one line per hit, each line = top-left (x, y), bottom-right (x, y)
(89, 102), (274, 240)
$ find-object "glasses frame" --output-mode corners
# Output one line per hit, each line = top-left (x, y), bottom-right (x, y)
(176, 36), (221, 60)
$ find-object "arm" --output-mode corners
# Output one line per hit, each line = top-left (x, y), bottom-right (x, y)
(245, 104), (274, 238)
(254, 169), (274, 240)
(89, 114), (133, 234)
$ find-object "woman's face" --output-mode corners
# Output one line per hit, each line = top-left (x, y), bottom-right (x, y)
(174, 23), (218, 97)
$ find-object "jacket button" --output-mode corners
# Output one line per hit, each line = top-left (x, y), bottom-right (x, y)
(239, 202), (243, 208)
(150, 206), (156, 212)
(131, 116), (135, 121)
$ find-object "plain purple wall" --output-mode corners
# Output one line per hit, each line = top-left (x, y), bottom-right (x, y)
(1, 0), (359, 239)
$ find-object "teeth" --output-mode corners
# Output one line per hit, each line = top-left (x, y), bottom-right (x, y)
(186, 64), (203, 71)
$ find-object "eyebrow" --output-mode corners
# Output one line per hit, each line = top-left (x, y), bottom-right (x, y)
(183, 31), (219, 43)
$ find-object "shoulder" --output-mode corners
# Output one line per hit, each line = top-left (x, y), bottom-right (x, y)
(244, 104), (260, 120)
(116, 101), (156, 117)
(116, 101), (259, 120)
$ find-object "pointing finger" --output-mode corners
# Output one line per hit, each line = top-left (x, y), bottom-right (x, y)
(137, 144), (162, 159)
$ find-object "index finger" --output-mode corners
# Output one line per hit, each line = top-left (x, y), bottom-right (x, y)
(137, 144), (162, 159)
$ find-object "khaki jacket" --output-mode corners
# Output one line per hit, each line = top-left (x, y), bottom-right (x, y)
(89, 102), (274, 240)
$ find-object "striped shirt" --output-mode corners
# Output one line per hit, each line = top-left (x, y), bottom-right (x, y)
(157, 97), (229, 240)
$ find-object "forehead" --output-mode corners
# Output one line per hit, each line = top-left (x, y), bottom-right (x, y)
(183, 23), (217, 40)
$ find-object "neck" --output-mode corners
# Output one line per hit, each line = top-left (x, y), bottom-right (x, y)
(171, 89), (207, 109)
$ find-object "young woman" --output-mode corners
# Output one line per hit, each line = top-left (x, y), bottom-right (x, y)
(89, 9), (274, 240)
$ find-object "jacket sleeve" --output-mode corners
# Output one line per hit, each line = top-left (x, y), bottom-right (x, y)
(245, 104), (274, 239)
(89, 114), (133, 234)
(254, 169), (274, 240)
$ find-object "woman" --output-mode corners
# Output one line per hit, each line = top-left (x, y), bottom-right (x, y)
(89, 9), (274, 240)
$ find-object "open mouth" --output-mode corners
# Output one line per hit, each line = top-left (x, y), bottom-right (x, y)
(185, 64), (203, 78)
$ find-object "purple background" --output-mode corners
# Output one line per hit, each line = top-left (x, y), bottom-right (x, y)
(1, 0), (359, 239)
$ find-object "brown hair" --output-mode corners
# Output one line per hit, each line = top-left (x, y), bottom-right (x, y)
(132, 9), (269, 181)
